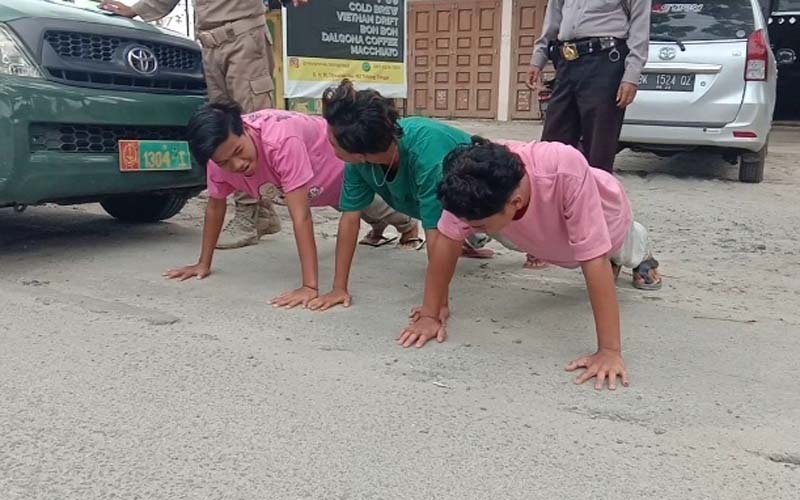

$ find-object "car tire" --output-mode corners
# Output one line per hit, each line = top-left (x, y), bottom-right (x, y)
(738, 142), (768, 184)
(101, 193), (189, 222)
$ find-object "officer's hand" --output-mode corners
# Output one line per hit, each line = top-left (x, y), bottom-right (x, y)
(100, 0), (137, 18)
(291, 0), (310, 6)
(526, 67), (542, 90)
(616, 82), (638, 109)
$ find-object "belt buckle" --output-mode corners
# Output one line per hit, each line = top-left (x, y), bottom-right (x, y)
(561, 42), (579, 61)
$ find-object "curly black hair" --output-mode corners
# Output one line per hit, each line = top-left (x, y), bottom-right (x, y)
(437, 137), (526, 221)
(186, 102), (245, 166)
(321, 79), (403, 154)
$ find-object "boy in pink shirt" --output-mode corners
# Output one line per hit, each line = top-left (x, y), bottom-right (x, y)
(400, 138), (662, 391)
(164, 103), (418, 307)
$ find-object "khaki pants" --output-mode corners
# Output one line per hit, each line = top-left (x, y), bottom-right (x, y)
(359, 197), (417, 235)
(198, 18), (276, 207)
(199, 20), (275, 113)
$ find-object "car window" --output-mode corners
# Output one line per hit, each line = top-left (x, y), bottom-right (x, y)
(773, 0), (800, 11)
(651, 1), (757, 40)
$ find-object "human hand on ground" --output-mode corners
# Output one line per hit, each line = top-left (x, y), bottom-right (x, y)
(163, 263), (211, 281)
(409, 305), (449, 325)
(566, 349), (629, 390)
(307, 288), (352, 311)
(270, 286), (318, 309)
(616, 82), (638, 108)
(397, 316), (446, 348)
(100, 0), (137, 17)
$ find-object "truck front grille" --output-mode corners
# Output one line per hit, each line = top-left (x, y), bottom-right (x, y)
(30, 123), (188, 154)
(44, 31), (199, 70)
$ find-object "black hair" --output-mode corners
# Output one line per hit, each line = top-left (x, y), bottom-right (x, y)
(321, 79), (403, 154)
(186, 102), (245, 166)
(437, 136), (525, 221)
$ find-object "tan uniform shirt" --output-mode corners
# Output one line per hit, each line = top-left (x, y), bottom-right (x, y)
(132, 0), (267, 31)
(530, 0), (651, 85)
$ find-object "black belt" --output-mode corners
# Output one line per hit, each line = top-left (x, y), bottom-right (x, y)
(552, 37), (625, 62)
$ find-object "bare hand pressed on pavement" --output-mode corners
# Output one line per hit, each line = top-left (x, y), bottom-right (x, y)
(271, 287), (318, 309)
(308, 288), (352, 311)
(163, 263), (211, 281)
(398, 316), (447, 348)
(566, 349), (629, 391)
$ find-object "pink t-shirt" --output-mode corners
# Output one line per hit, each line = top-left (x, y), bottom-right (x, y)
(438, 141), (633, 269)
(206, 110), (344, 208)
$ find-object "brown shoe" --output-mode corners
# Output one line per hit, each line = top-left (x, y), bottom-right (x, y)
(256, 200), (282, 235)
(216, 203), (261, 250)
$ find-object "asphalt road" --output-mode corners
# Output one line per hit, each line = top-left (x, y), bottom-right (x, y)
(1, 124), (799, 499)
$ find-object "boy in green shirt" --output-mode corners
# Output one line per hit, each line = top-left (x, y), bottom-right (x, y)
(307, 80), (489, 322)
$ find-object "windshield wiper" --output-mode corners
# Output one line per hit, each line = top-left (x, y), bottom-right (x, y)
(651, 35), (687, 51)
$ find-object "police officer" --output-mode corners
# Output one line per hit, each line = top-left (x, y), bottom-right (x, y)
(101, 0), (309, 249)
(527, 0), (651, 173)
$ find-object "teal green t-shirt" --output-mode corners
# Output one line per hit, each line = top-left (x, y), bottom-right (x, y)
(338, 117), (472, 230)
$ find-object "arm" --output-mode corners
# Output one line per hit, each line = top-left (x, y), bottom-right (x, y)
(308, 210), (361, 311)
(530, 0), (564, 70)
(398, 232), (462, 348)
(582, 257), (622, 353)
(566, 257), (628, 390)
(164, 196), (226, 280)
(270, 186), (321, 309)
(422, 228), (450, 314)
(623, 0), (652, 85)
(100, 0), (179, 21)
(616, 0), (652, 107)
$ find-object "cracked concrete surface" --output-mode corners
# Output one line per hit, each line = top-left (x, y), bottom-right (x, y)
(1, 123), (798, 499)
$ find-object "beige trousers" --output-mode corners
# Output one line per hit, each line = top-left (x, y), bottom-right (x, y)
(359, 197), (417, 235)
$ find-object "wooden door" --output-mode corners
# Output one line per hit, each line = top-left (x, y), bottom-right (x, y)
(409, 0), (501, 119)
(510, 0), (549, 120)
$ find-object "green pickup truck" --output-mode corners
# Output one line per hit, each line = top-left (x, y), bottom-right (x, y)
(0, 0), (206, 222)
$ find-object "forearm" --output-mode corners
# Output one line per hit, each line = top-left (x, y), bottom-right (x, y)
(291, 210), (319, 290)
(332, 212), (361, 291)
(198, 198), (227, 267)
(582, 257), (622, 352)
(623, 0), (652, 84)
(424, 229), (450, 307)
(530, 0), (564, 69)
(420, 234), (462, 318)
(131, 0), (180, 22)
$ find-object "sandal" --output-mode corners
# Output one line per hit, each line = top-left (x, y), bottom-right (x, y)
(523, 254), (549, 270)
(398, 237), (426, 251)
(461, 245), (495, 259)
(359, 234), (398, 247)
(632, 257), (662, 291)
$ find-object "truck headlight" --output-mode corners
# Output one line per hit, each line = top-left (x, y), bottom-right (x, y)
(0, 24), (42, 78)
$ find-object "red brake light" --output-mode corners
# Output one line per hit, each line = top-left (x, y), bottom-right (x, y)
(745, 29), (768, 81)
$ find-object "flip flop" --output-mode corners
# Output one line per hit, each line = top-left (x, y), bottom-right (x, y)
(633, 257), (662, 291)
(461, 245), (495, 259)
(397, 237), (426, 251)
(359, 235), (399, 247)
(523, 254), (549, 269)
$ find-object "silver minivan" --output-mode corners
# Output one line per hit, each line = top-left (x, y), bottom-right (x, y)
(620, 0), (777, 183)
